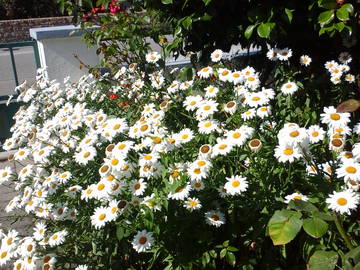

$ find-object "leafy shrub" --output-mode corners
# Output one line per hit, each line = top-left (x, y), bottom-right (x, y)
(0, 47), (360, 269)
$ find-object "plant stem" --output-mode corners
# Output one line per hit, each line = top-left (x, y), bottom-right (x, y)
(333, 213), (354, 250)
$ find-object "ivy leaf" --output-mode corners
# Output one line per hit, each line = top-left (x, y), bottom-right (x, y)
(336, 99), (360, 113)
(257, 22), (275, 38)
(318, 10), (334, 26)
(161, 0), (173, 4)
(309, 250), (338, 270)
(245, 24), (257, 39)
(285, 8), (293, 23)
(268, 210), (303, 245)
(303, 218), (328, 238)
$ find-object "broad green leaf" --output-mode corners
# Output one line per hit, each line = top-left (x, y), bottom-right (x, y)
(337, 99), (360, 112)
(336, 8), (349, 21)
(318, 0), (337, 9)
(285, 8), (293, 23)
(341, 3), (354, 14)
(318, 10), (334, 26)
(161, 0), (173, 4)
(257, 23), (275, 38)
(268, 210), (303, 245)
(226, 252), (236, 267)
(334, 22), (345, 32)
(303, 218), (328, 238)
(288, 199), (319, 213)
(220, 248), (227, 259)
(309, 250), (338, 270)
(245, 25), (256, 39)
(116, 225), (124, 240)
(313, 212), (333, 221)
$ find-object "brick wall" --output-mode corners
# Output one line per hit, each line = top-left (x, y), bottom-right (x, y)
(0, 16), (73, 43)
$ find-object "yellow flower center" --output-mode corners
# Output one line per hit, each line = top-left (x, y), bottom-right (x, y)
(294, 196), (302, 200)
(204, 122), (212, 128)
(290, 131), (299, 137)
(0, 251), (7, 259)
(330, 113), (340, 120)
(140, 125), (149, 132)
(190, 101), (196, 106)
(219, 144), (227, 150)
(98, 184), (105, 191)
(283, 148), (294, 155)
(232, 180), (240, 187)
(252, 96), (260, 101)
(99, 213), (106, 221)
(311, 131), (319, 137)
(188, 201), (198, 207)
(204, 105), (211, 111)
(346, 167), (357, 174)
(134, 183), (141, 190)
(83, 152), (90, 158)
(197, 161), (206, 166)
(182, 134), (189, 140)
(111, 159), (119, 166)
(232, 132), (241, 139)
(337, 198), (347, 206)
(144, 155), (152, 161)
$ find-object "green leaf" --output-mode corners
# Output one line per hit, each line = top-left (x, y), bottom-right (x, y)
(309, 250), (338, 270)
(303, 218), (328, 238)
(268, 210), (303, 245)
(318, 0), (337, 9)
(334, 22), (345, 32)
(337, 99), (360, 113)
(257, 23), (275, 38)
(285, 8), (293, 23)
(220, 248), (227, 259)
(181, 17), (193, 30)
(288, 199), (319, 213)
(343, 246), (360, 269)
(341, 3), (354, 14)
(318, 10), (334, 26)
(116, 225), (124, 241)
(245, 24), (256, 39)
(313, 212), (333, 221)
(227, 246), (239, 252)
(336, 8), (349, 21)
(226, 252), (236, 267)
(161, 0), (173, 4)
(202, 0), (212, 5)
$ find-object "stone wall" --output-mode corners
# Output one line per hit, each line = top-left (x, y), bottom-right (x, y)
(0, 16), (73, 43)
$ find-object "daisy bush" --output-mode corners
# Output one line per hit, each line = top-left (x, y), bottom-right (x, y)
(0, 48), (360, 269)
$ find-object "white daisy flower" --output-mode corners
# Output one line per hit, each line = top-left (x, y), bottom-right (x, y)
(145, 51), (161, 63)
(184, 197), (202, 211)
(277, 48), (292, 61)
(224, 175), (248, 195)
(284, 193), (309, 203)
(336, 162), (360, 182)
(300, 55), (312, 66)
(168, 184), (191, 200)
(326, 190), (359, 215)
(131, 230), (154, 253)
(223, 101), (237, 115)
(307, 125), (325, 143)
(197, 66), (213, 79)
(320, 106), (350, 128)
(130, 178), (147, 196)
(205, 210), (226, 227)
(217, 68), (231, 82)
(205, 85), (219, 98)
(211, 49), (223, 62)
(274, 144), (302, 163)
(280, 81), (299, 95)
(91, 206), (110, 229)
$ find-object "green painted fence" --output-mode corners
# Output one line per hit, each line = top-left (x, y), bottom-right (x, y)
(0, 40), (41, 146)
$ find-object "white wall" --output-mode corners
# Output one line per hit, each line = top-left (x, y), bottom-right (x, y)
(37, 36), (99, 83)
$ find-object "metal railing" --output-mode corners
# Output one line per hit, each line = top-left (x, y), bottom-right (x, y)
(0, 40), (41, 89)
